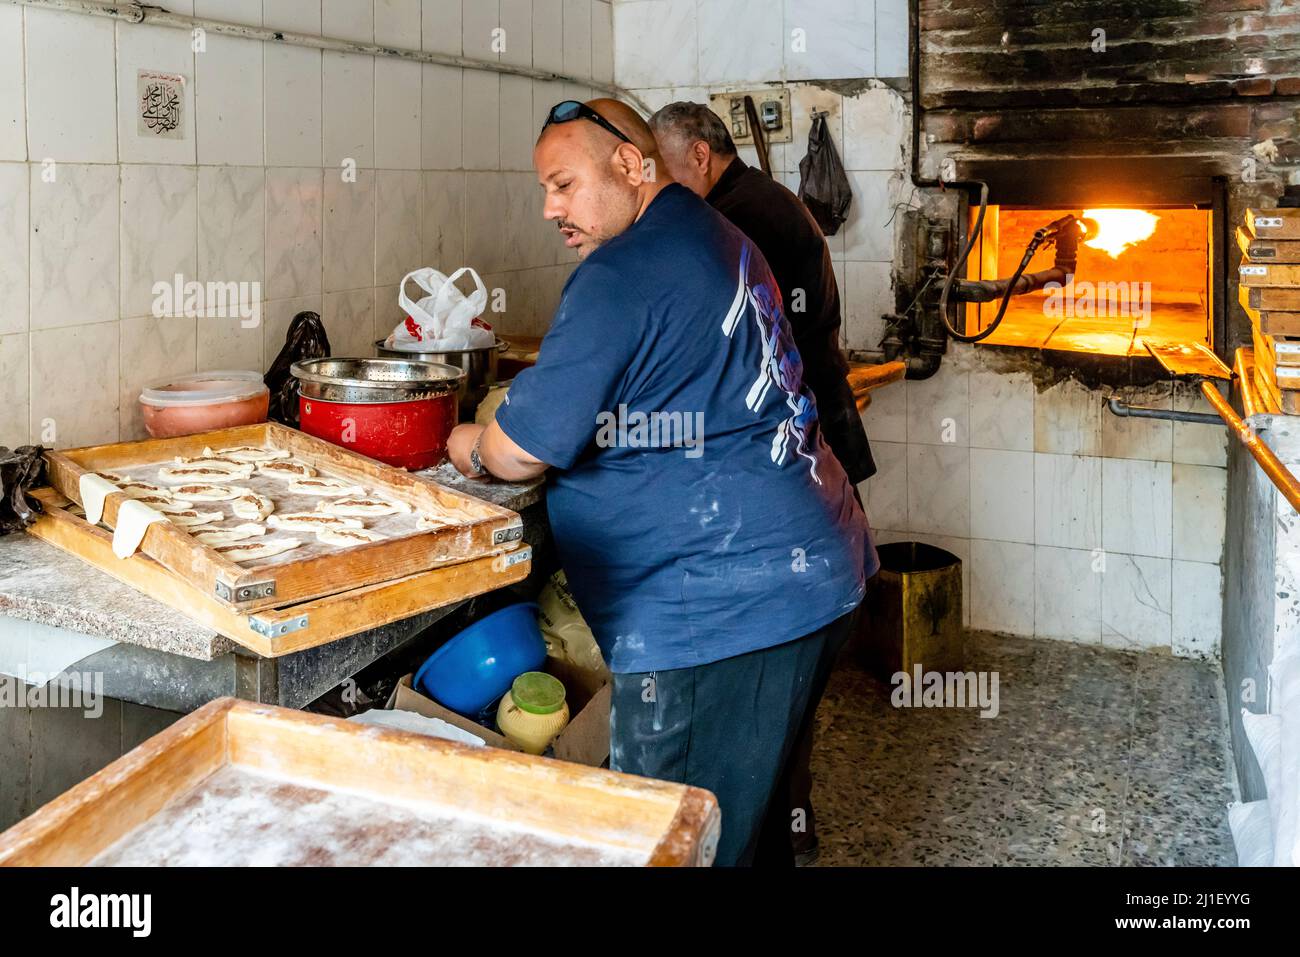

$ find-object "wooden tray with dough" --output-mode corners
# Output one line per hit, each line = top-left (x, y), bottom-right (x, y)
(25, 489), (532, 657)
(0, 699), (721, 867)
(42, 422), (525, 612)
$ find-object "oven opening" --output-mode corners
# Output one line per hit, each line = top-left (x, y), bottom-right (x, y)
(962, 204), (1214, 357)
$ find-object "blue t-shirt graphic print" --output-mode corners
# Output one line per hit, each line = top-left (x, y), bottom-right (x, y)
(722, 241), (823, 484)
(496, 184), (876, 673)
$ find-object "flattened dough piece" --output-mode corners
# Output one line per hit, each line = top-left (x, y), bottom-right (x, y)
(213, 538), (302, 563)
(191, 522), (268, 546)
(118, 480), (171, 500)
(256, 460), (316, 480)
(316, 527), (389, 547)
(267, 512), (364, 532)
(230, 491), (274, 521)
(162, 507), (225, 527)
(316, 497), (410, 517)
(158, 464), (252, 484)
(173, 454), (253, 474)
(208, 445), (291, 463)
(169, 483), (247, 502)
(287, 476), (366, 497)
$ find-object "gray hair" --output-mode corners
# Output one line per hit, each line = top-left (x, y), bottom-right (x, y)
(649, 101), (737, 157)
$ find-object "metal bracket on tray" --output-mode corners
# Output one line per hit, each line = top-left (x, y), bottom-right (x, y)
(215, 579), (277, 603)
(492, 522), (524, 546)
(493, 546), (532, 571)
(247, 614), (309, 639)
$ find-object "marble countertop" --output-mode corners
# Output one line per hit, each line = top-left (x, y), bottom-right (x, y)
(0, 470), (545, 663)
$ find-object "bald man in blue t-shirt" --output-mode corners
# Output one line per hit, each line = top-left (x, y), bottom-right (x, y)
(447, 99), (877, 867)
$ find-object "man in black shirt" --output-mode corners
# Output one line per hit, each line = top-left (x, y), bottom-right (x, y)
(650, 101), (875, 865)
(649, 101), (875, 487)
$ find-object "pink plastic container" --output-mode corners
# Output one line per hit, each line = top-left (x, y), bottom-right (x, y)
(139, 371), (270, 439)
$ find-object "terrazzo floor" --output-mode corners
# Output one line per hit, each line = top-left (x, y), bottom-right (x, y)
(808, 632), (1239, 866)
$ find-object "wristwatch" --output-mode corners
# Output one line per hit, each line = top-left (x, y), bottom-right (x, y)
(468, 434), (488, 477)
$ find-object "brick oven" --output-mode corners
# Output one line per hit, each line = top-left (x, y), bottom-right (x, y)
(896, 0), (1300, 373)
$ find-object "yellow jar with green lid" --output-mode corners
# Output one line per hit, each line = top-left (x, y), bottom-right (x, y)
(496, 671), (570, 755)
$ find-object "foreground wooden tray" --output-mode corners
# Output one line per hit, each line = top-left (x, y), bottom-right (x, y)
(0, 699), (720, 867)
(26, 490), (532, 657)
(43, 423), (524, 612)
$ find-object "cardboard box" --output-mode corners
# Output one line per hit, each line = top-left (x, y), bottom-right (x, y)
(385, 656), (611, 767)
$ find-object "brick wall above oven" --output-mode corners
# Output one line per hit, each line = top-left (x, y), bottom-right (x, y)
(919, 0), (1300, 351)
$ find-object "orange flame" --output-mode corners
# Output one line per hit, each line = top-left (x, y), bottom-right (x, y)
(1083, 208), (1160, 259)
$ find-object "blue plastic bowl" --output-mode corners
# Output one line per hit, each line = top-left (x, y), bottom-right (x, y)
(413, 602), (547, 717)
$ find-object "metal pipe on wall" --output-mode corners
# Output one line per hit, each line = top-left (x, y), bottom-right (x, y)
(4, 0), (650, 113)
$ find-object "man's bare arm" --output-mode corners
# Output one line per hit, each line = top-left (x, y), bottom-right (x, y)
(446, 422), (549, 482)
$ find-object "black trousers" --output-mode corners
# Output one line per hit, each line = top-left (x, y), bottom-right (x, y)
(609, 611), (857, 867)
(753, 601), (860, 865)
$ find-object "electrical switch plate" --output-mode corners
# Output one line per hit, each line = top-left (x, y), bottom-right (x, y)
(707, 90), (794, 146)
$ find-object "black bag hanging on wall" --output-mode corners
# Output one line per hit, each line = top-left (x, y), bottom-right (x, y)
(797, 114), (852, 236)
(264, 311), (331, 429)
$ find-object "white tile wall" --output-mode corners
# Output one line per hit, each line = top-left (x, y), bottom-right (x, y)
(1101, 458), (1172, 558)
(29, 163), (120, 330)
(0, 163), (27, 336)
(119, 165), (198, 319)
(323, 52), (376, 168)
(1172, 462), (1227, 564)
(265, 167), (324, 300)
(25, 11), (117, 164)
(784, 0), (875, 82)
(0, 0), (618, 451)
(970, 538), (1034, 637)
(613, 0), (698, 89)
(1034, 545), (1101, 643)
(971, 448), (1033, 544)
(196, 35), (265, 167)
(375, 0), (420, 46)
(1101, 554), (1172, 651)
(323, 170), (376, 291)
(1035, 453), (1102, 550)
(1173, 559), (1222, 658)
(969, 366), (1033, 452)
(264, 46), (324, 166)
(375, 58), (423, 168)
(874, 0), (907, 77)
(0, 7), (26, 162)
(0, 334), (28, 445)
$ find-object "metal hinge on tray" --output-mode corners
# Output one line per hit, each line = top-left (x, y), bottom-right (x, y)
(215, 579), (276, 603)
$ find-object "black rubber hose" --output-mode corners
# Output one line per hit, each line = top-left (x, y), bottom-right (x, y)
(934, 181), (1031, 344)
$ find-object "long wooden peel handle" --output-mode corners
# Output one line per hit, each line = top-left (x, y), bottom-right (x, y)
(1200, 378), (1300, 514)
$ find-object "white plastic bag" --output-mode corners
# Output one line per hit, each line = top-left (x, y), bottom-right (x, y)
(386, 266), (494, 351)
(1228, 800), (1274, 867)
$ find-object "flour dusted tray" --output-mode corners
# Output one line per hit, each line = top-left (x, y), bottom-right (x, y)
(41, 423), (526, 614)
(0, 699), (721, 866)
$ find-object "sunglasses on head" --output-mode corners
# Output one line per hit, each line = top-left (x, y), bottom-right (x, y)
(542, 100), (633, 145)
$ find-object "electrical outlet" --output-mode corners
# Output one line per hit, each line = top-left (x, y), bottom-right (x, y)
(706, 90), (794, 146)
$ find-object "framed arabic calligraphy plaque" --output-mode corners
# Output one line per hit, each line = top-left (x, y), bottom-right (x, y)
(137, 70), (185, 140)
